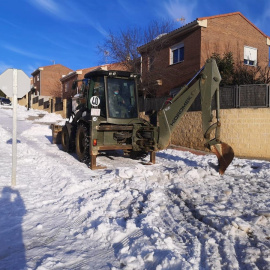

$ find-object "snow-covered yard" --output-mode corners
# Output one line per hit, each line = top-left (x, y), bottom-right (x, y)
(1, 105), (270, 270)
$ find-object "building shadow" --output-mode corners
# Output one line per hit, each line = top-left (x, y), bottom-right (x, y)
(0, 187), (27, 269)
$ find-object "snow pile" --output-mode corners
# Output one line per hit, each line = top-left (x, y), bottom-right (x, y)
(34, 112), (65, 124)
(1, 105), (270, 269)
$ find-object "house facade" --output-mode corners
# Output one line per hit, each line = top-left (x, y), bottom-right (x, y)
(60, 67), (98, 100)
(60, 62), (131, 99)
(138, 12), (270, 97)
(31, 64), (73, 97)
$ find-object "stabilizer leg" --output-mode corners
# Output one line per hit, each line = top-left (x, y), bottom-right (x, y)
(150, 151), (156, 164)
(90, 155), (106, 170)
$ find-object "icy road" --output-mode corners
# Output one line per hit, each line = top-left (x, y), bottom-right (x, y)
(0, 105), (270, 270)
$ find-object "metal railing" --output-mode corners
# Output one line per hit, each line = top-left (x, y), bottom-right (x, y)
(238, 84), (269, 108)
(139, 84), (270, 113)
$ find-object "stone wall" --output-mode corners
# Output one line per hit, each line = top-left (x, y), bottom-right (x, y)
(171, 111), (205, 151)
(171, 108), (270, 160)
(18, 96), (28, 107)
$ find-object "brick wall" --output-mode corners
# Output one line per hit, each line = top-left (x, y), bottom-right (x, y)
(170, 111), (205, 151)
(220, 108), (270, 159)
(171, 108), (270, 160)
(32, 73), (41, 94)
(40, 64), (72, 97)
(141, 29), (201, 97)
(200, 14), (269, 67)
(61, 67), (99, 99)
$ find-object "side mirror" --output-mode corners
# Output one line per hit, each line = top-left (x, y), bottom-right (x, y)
(72, 81), (78, 89)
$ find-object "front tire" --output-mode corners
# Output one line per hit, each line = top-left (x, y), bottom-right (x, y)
(76, 124), (90, 162)
(61, 126), (71, 152)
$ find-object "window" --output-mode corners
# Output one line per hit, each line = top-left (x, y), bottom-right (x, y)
(90, 76), (106, 117)
(244, 46), (257, 66)
(65, 82), (69, 92)
(170, 43), (184, 65)
(148, 55), (154, 71)
(107, 78), (138, 119)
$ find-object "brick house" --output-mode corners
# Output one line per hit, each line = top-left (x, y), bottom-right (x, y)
(138, 12), (270, 97)
(60, 62), (131, 99)
(31, 64), (73, 97)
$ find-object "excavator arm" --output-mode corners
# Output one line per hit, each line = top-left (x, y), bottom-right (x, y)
(157, 58), (234, 174)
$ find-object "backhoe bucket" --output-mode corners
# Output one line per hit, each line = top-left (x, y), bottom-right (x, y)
(210, 143), (234, 175)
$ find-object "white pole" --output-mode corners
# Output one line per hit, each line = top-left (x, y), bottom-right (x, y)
(12, 69), (18, 187)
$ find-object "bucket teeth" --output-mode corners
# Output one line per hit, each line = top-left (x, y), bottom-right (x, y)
(210, 143), (234, 175)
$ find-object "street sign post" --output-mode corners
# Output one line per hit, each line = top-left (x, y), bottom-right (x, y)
(0, 69), (30, 186)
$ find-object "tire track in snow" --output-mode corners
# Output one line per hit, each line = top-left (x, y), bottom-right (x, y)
(54, 229), (144, 270)
(0, 211), (92, 263)
(157, 189), (240, 269)
(26, 211), (91, 250)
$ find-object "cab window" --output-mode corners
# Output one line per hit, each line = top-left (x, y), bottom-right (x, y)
(107, 78), (138, 119)
(89, 76), (106, 117)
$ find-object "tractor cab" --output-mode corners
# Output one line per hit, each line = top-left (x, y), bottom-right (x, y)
(62, 69), (149, 169)
(76, 70), (140, 124)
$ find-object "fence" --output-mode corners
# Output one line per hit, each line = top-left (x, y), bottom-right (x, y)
(139, 96), (167, 113)
(18, 95), (79, 119)
(238, 84), (269, 108)
(28, 95), (69, 118)
(139, 84), (270, 113)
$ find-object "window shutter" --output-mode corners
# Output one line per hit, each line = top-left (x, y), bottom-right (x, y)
(244, 46), (257, 61)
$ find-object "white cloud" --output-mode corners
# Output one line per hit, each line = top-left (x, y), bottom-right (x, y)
(36, 0), (58, 13)
(26, 63), (42, 76)
(261, 6), (270, 23)
(27, 0), (108, 37)
(117, 0), (131, 15)
(0, 18), (20, 28)
(37, 34), (69, 50)
(0, 61), (12, 74)
(89, 22), (108, 38)
(163, 0), (197, 24)
(27, 0), (63, 18)
(2, 44), (49, 61)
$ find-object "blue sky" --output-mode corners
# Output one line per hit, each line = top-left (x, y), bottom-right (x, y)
(1, 0), (270, 76)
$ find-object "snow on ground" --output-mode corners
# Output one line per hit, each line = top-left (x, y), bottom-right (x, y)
(1, 105), (270, 270)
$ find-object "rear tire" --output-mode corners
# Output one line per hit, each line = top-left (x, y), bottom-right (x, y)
(76, 124), (90, 162)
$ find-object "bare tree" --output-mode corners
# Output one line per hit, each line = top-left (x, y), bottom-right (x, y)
(257, 61), (270, 84)
(98, 19), (176, 73)
(48, 80), (63, 98)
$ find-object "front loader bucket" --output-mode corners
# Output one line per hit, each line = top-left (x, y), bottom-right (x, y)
(210, 143), (234, 175)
